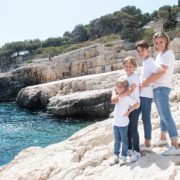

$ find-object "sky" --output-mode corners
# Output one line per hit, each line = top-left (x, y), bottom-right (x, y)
(0, 0), (178, 46)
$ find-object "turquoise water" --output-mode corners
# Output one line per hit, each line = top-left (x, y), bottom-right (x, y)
(0, 103), (95, 166)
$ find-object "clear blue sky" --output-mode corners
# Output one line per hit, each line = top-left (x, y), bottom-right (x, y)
(0, 0), (178, 46)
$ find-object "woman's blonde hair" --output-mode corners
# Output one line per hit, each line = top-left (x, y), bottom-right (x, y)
(122, 56), (137, 69)
(153, 32), (170, 51)
(116, 77), (129, 91)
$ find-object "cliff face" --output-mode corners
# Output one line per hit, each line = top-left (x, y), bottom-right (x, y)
(0, 42), (132, 101)
(0, 81), (180, 179)
(0, 38), (179, 102)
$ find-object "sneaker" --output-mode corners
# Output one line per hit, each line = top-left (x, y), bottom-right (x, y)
(127, 149), (133, 156)
(140, 144), (152, 152)
(109, 155), (119, 165)
(153, 139), (168, 146)
(161, 146), (180, 156)
(131, 151), (141, 162)
(119, 156), (126, 166)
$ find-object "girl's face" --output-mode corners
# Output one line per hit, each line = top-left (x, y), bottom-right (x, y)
(154, 37), (167, 52)
(136, 47), (149, 60)
(116, 85), (125, 94)
(123, 62), (135, 76)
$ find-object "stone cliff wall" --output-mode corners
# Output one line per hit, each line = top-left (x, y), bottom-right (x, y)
(0, 38), (179, 102)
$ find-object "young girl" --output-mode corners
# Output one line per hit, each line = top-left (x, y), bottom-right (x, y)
(141, 32), (180, 155)
(135, 41), (159, 150)
(112, 56), (141, 162)
(110, 78), (139, 166)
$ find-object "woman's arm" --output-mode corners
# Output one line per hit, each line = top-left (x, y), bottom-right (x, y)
(141, 65), (168, 87)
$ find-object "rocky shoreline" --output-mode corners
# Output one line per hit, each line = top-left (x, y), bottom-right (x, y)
(0, 83), (179, 179)
(0, 38), (179, 179)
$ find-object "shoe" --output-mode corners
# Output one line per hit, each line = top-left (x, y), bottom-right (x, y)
(119, 156), (126, 166)
(127, 149), (133, 156)
(109, 155), (119, 165)
(131, 151), (141, 162)
(140, 144), (152, 152)
(153, 139), (168, 146)
(161, 146), (180, 156)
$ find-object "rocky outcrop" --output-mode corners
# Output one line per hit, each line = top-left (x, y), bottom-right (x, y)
(16, 70), (123, 118)
(0, 91), (180, 179)
(16, 70), (124, 108)
(0, 63), (57, 101)
(16, 61), (180, 118)
(47, 89), (113, 118)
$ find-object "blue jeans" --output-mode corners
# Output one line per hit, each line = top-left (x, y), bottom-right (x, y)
(140, 97), (153, 140)
(128, 108), (140, 152)
(154, 87), (178, 139)
(113, 125), (128, 157)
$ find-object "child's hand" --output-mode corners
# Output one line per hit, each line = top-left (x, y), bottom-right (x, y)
(123, 111), (130, 117)
(111, 95), (119, 104)
(140, 79), (149, 87)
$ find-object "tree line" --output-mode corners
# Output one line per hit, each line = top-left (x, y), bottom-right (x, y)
(0, 5), (179, 60)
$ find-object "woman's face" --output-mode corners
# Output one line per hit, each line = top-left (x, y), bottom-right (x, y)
(136, 47), (149, 60)
(154, 37), (167, 52)
(123, 62), (135, 76)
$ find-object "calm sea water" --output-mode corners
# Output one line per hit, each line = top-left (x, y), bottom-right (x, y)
(0, 103), (95, 166)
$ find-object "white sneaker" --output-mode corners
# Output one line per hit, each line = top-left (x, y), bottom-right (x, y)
(140, 144), (152, 152)
(161, 146), (180, 156)
(127, 149), (133, 156)
(153, 139), (168, 146)
(131, 151), (141, 162)
(119, 156), (126, 166)
(109, 155), (119, 165)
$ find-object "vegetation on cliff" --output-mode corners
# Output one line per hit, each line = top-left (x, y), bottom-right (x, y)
(0, 5), (179, 61)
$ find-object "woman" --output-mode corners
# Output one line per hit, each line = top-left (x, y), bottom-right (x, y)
(141, 32), (180, 156)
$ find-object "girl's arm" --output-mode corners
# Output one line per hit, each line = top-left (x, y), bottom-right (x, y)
(124, 102), (139, 117)
(111, 88), (119, 104)
(119, 83), (137, 97)
(141, 65), (168, 87)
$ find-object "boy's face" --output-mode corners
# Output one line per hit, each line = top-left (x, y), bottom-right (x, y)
(136, 47), (149, 60)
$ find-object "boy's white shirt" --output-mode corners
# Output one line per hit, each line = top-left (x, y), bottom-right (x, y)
(140, 57), (159, 98)
(153, 50), (175, 89)
(113, 96), (137, 127)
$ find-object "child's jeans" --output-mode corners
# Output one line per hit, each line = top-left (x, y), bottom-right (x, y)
(113, 125), (128, 157)
(140, 97), (153, 140)
(128, 108), (140, 152)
